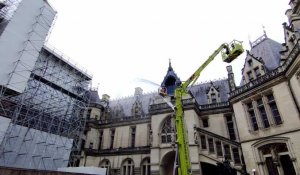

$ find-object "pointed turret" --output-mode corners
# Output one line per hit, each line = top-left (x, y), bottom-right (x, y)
(161, 60), (181, 96)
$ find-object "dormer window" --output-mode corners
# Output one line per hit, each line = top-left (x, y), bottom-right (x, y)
(207, 84), (220, 104)
(247, 71), (254, 81)
(211, 93), (217, 103)
(254, 67), (261, 77)
(248, 59), (253, 67)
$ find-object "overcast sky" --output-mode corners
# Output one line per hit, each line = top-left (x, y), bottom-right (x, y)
(47, 0), (289, 99)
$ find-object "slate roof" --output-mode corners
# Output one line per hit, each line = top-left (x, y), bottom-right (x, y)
(109, 92), (158, 117)
(240, 34), (282, 85)
(85, 90), (101, 105)
(189, 79), (230, 105)
(161, 61), (181, 87)
(249, 37), (282, 71)
(108, 79), (230, 118)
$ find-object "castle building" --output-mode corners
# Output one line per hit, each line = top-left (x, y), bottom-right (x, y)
(80, 1), (300, 175)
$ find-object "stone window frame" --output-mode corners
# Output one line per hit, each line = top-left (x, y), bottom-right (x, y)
(141, 157), (151, 175)
(129, 126), (136, 148)
(99, 159), (111, 175)
(206, 86), (221, 104)
(207, 137), (215, 153)
(110, 128), (115, 149)
(98, 130), (104, 150)
(242, 90), (283, 133)
(121, 158), (135, 175)
(255, 98), (270, 129)
(160, 115), (175, 144)
(202, 117), (209, 128)
(247, 71), (254, 81)
(224, 114), (237, 140)
(243, 99), (259, 132)
(254, 66), (261, 77)
(251, 137), (298, 175)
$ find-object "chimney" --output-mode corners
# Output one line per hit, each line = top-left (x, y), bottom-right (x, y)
(102, 94), (110, 103)
(226, 65), (236, 92)
(134, 87), (143, 97)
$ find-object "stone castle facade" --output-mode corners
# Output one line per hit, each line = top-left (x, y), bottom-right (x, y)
(79, 1), (300, 175)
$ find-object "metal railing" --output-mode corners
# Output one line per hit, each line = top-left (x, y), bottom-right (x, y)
(199, 101), (230, 110)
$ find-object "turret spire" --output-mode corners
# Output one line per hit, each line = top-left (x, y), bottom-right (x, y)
(168, 58), (173, 71)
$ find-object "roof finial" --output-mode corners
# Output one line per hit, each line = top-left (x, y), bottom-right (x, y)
(168, 58), (173, 71)
(248, 34), (252, 48)
(262, 25), (267, 37)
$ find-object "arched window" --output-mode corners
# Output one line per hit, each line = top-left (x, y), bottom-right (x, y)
(121, 158), (134, 175)
(99, 159), (111, 175)
(141, 157), (151, 175)
(258, 143), (296, 175)
(161, 116), (175, 144)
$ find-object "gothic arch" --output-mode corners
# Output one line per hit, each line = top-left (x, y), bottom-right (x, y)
(99, 159), (111, 175)
(160, 151), (176, 175)
(160, 115), (175, 144)
(121, 158), (135, 175)
(140, 157), (151, 175)
(251, 137), (298, 175)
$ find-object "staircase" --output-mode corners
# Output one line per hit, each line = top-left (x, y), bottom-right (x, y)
(194, 127), (243, 172)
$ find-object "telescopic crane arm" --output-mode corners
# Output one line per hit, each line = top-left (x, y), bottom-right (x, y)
(173, 40), (244, 175)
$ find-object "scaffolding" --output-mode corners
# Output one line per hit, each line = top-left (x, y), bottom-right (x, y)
(0, 0), (91, 170)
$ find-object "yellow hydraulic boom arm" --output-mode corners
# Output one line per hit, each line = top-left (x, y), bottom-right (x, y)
(173, 40), (243, 175)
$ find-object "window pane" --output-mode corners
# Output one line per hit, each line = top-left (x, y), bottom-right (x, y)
(215, 141), (222, 157)
(267, 95), (282, 125)
(232, 147), (241, 164)
(249, 110), (258, 130)
(203, 118), (209, 127)
(257, 99), (270, 128)
(224, 144), (231, 160)
(226, 115), (236, 140)
(200, 135), (207, 149)
(208, 138), (214, 153)
(161, 117), (174, 143)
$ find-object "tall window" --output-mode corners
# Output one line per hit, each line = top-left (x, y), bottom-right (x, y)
(215, 141), (223, 157)
(208, 138), (214, 153)
(110, 129), (115, 149)
(100, 160), (111, 175)
(161, 117), (174, 144)
(98, 130), (103, 150)
(247, 71), (254, 81)
(200, 135), (207, 149)
(147, 124), (152, 145)
(130, 126), (136, 147)
(223, 144), (231, 160)
(211, 93), (217, 103)
(225, 115), (236, 140)
(141, 158), (151, 175)
(256, 98), (270, 128)
(259, 143), (296, 175)
(267, 94), (282, 125)
(232, 147), (241, 165)
(202, 118), (209, 128)
(246, 102), (258, 131)
(122, 159), (134, 175)
(254, 67), (261, 77)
